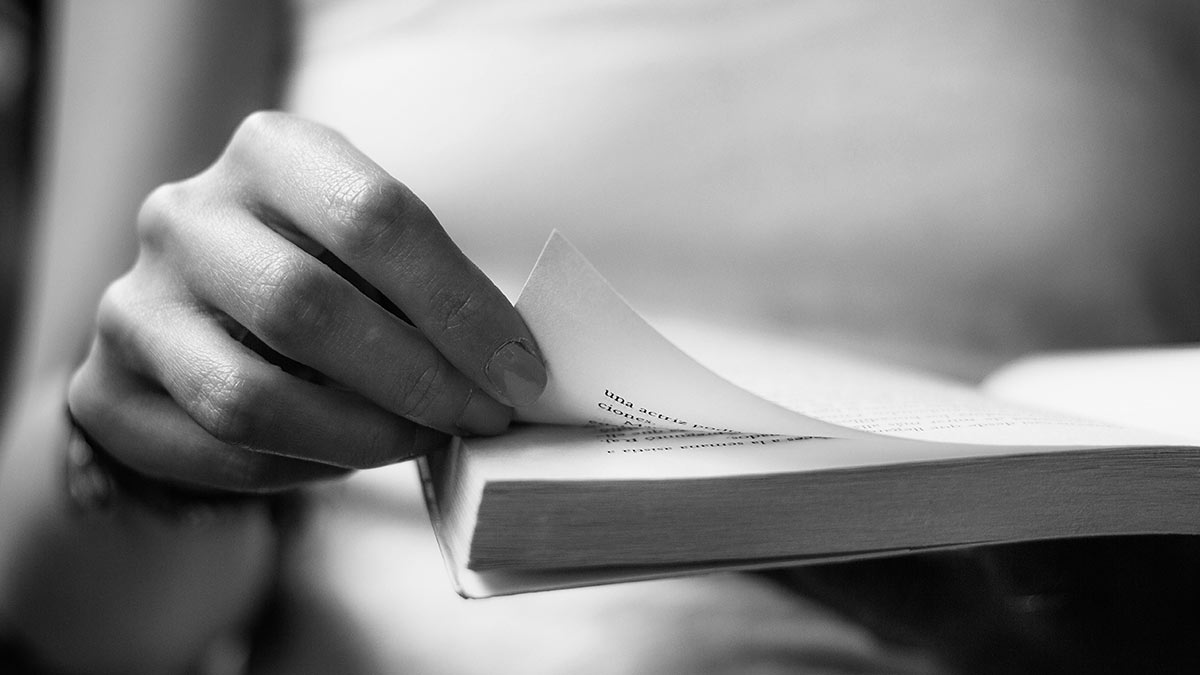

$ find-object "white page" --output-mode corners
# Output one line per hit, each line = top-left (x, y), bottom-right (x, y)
(513, 233), (1172, 447)
(514, 232), (855, 438)
(983, 347), (1200, 444)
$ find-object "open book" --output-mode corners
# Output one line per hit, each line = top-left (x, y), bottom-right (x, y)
(421, 232), (1200, 598)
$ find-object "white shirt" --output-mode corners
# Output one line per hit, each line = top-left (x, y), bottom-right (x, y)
(286, 0), (1200, 376)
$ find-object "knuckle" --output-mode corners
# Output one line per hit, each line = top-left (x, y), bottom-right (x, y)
(194, 364), (266, 447)
(249, 257), (341, 350)
(388, 360), (445, 422)
(136, 181), (190, 250)
(67, 354), (104, 421)
(227, 111), (340, 165)
(328, 176), (414, 261)
(223, 111), (292, 169)
(94, 272), (190, 379)
(231, 110), (291, 148)
(94, 275), (142, 348)
(427, 286), (487, 336)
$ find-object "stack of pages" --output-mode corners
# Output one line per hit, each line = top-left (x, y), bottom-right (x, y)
(421, 233), (1200, 598)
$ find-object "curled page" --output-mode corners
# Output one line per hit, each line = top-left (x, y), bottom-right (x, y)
(511, 232), (1170, 447)
(513, 232), (859, 438)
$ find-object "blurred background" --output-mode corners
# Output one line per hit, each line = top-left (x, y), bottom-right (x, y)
(0, 0), (36, 399)
(288, 0), (1200, 378)
(3, 2), (1200, 673)
(8, 0), (1200, 383)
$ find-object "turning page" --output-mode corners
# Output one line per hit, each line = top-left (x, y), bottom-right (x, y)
(512, 233), (1166, 447)
(513, 233), (852, 438)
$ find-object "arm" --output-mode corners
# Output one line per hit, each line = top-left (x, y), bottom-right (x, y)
(2, 3), (547, 673)
(0, 1), (289, 671)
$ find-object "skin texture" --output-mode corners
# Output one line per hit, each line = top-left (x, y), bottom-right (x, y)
(69, 111), (546, 493)
(2, 1), (1199, 672)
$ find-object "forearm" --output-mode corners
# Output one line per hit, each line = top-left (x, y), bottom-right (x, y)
(0, 374), (278, 673)
(0, 2), (291, 670)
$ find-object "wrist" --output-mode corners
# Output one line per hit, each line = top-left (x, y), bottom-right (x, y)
(1, 375), (281, 674)
(64, 408), (263, 523)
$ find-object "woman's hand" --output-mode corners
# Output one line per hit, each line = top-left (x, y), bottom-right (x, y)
(68, 111), (546, 493)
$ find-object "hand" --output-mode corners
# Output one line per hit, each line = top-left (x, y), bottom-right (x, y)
(68, 112), (546, 493)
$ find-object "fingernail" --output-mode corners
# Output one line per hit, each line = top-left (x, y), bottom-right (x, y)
(486, 340), (547, 407)
(456, 389), (511, 436)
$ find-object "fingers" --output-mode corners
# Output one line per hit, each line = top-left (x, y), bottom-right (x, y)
(217, 112), (547, 407)
(69, 345), (350, 493)
(104, 272), (450, 467)
(71, 111), (534, 494)
(151, 202), (510, 436)
(70, 275), (450, 491)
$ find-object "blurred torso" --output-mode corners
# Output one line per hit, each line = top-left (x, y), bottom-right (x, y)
(287, 0), (1200, 377)
(271, 5), (1200, 672)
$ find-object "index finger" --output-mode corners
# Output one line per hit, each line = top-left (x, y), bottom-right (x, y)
(220, 112), (546, 407)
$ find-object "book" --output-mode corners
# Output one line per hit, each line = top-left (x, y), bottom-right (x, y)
(421, 232), (1200, 598)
